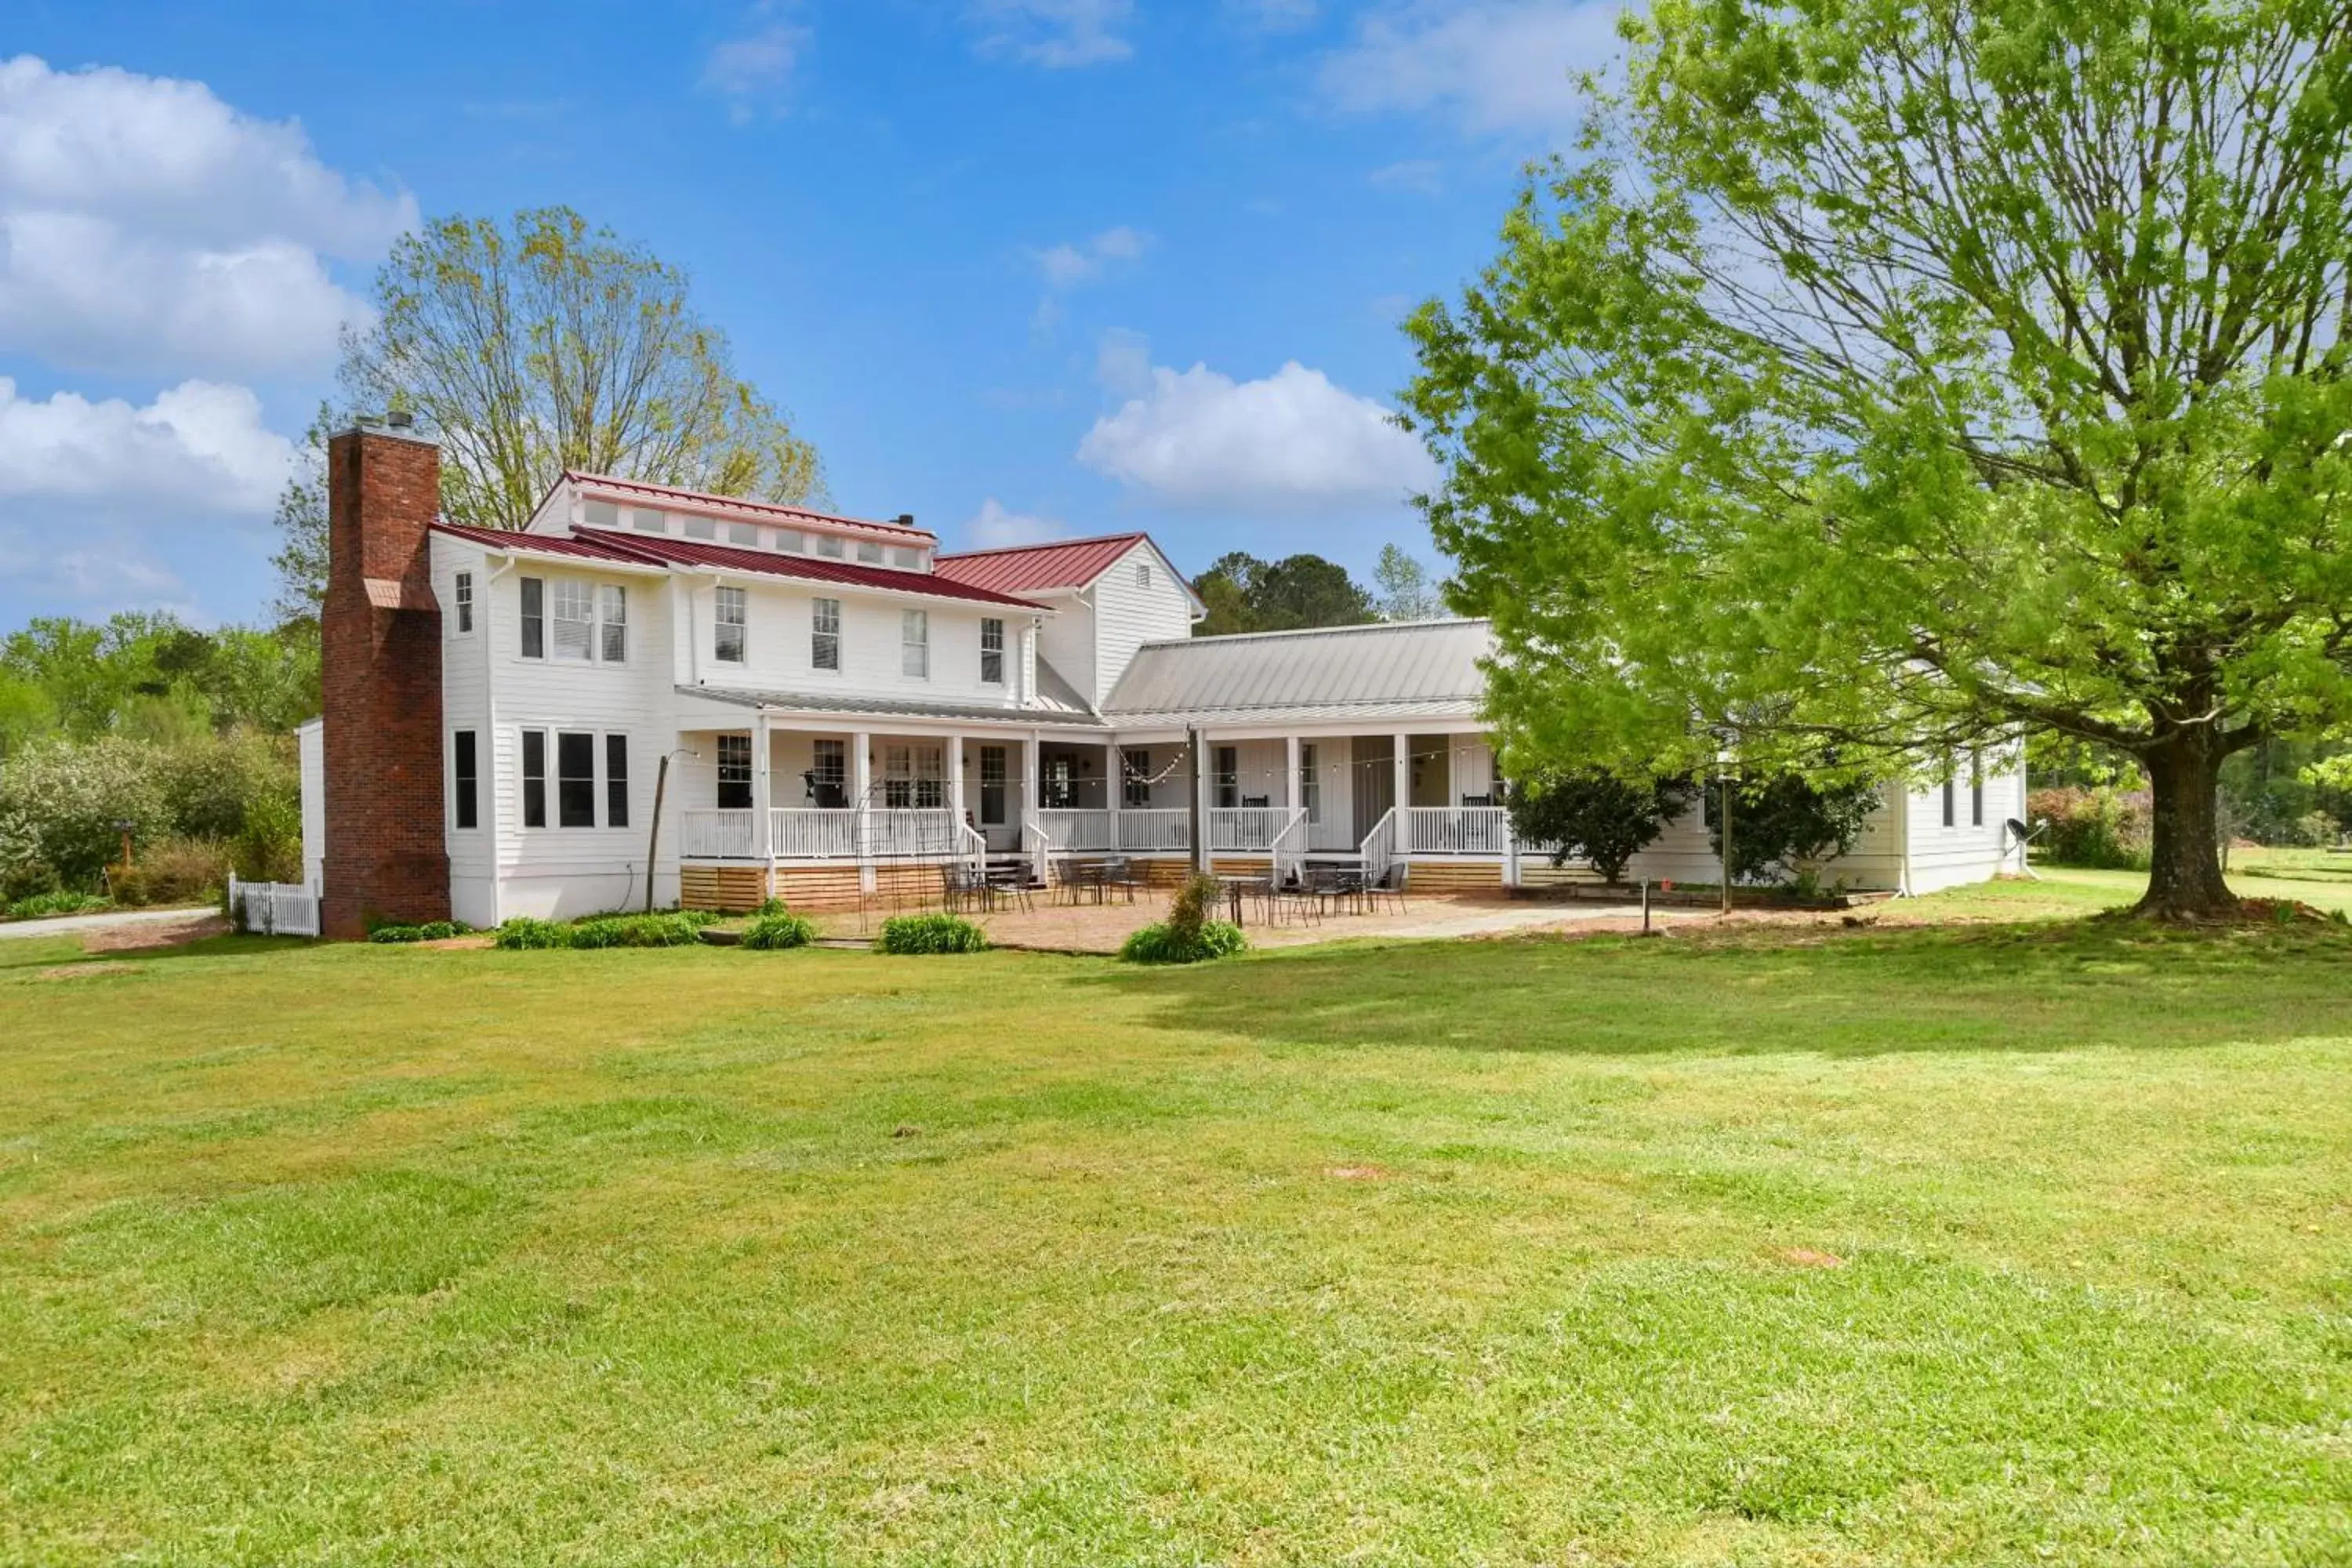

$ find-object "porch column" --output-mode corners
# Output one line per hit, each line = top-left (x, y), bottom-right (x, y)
(752, 713), (773, 864)
(1025, 729), (1044, 880)
(1392, 732), (1411, 822)
(1285, 734), (1302, 811)
(947, 732), (967, 836)
(852, 728), (874, 893)
(1105, 739), (1121, 822)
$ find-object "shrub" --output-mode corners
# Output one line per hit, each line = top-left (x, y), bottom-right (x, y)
(493, 910), (713, 950)
(158, 728), (298, 842)
(368, 920), (466, 944)
(1120, 918), (1247, 964)
(0, 735), (169, 887)
(494, 916), (572, 950)
(876, 913), (988, 954)
(742, 909), (817, 949)
(2028, 786), (2151, 869)
(1505, 773), (1688, 882)
(1704, 775), (1882, 886)
(108, 837), (233, 906)
(4, 889), (109, 920)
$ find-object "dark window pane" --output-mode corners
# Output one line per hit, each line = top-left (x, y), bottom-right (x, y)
(522, 730), (546, 828)
(717, 733), (753, 811)
(606, 735), (630, 828)
(520, 577), (544, 659)
(558, 731), (596, 827)
(454, 730), (478, 829)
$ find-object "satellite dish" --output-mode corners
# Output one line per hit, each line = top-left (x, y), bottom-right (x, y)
(2003, 816), (2038, 842)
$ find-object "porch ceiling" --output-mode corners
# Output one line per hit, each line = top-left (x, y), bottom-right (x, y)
(677, 683), (1105, 728)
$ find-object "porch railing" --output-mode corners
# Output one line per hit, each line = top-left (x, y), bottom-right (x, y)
(1036, 808), (1116, 853)
(1359, 806), (1401, 890)
(682, 808), (757, 859)
(1268, 807), (1311, 887)
(1117, 808), (1189, 852)
(772, 808), (855, 859)
(1207, 806), (1294, 851)
(1405, 805), (1513, 855)
(865, 808), (961, 859)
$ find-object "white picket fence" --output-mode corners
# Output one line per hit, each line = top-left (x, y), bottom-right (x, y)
(227, 875), (321, 937)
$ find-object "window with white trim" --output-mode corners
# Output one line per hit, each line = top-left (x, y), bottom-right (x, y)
(1045, 756), (1075, 809)
(713, 586), (746, 663)
(557, 731), (597, 826)
(522, 730), (547, 827)
(1123, 747), (1151, 808)
(809, 739), (847, 808)
(599, 585), (626, 663)
(901, 608), (929, 679)
(684, 517), (717, 541)
(520, 577), (545, 659)
(815, 534), (844, 559)
(606, 735), (630, 828)
(631, 506), (666, 532)
(891, 546), (922, 569)
(858, 539), (884, 564)
(583, 499), (620, 528)
(727, 522), (759, 547)
(717, 734), (753, 810)
(811, 597), (840, 670)
(1214, 746), (1239, 809)
(980, 618), (1004, 684)
(1299, 742), (1320, 823)
(882, 743), (945, 809)
(980, 746), (1007, 825)
(453, 571), (474, 634)
(551, 579), (593, 662)
(1970, 750), (1984, 828)
(453, 730), (478, 829)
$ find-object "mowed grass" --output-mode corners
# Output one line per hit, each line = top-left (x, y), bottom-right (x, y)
(2, 890), (2349, 1565)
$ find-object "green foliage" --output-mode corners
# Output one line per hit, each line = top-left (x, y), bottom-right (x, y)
(741, 909), (818, 950)
(1401, 0), (2352, 914)
(2030, 788), (2153, 870)
(0, 614), (318, 747)
(1120, 917), (1247, 964)
(4, 890), (109, 920)
(492, 909), (716, 950)
(1707, 777), (1882, 887)
(875, 913), (988, 954)
(1191, 552), (1375, 637)
(108, 840), (234, 907)
(492, 916), (572, 950)
(1373, 544), (1443, 622)
(1507, 773), (1689, 883)
(368, 920), (466, 945)
(0, 735), (169, 889)
(340, 206), (824, 531)
(1167, 873), (1221, 948)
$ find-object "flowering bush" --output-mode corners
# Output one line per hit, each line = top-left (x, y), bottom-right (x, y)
(2027, 787), (2150, 869)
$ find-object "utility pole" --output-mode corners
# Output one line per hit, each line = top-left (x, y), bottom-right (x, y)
(1187, 726), (1205, 876)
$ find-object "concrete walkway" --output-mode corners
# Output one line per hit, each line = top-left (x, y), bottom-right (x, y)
(0, 906), (215, 942)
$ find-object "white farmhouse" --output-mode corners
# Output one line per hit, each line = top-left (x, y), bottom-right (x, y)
(301, 419), (2023, 936)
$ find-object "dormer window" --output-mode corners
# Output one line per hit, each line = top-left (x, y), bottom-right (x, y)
(891, 546), (922, 570)
(980, 618), (1004, 684)
(583, 499), (620, 528)
(775, 528), (802, 553)
(684, 517), (717, 541)
(857, 539), (884, 564)
(727, 522), (758, 546)
(632, 507), (666, 533)
(815, 534), (844, 559)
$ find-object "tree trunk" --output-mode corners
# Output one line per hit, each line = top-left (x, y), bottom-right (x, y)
(2136, 732), (2238, 920)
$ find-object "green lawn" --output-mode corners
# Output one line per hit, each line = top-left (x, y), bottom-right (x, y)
(2, 890), (2349, 1564)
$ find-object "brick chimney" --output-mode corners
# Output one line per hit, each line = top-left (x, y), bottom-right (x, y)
(320, 419), (450, 939)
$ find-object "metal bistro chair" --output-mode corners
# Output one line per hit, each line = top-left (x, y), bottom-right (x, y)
(1315, 865), (1369, 918)
(987, 858), (1035, 913)
(940, 862), (975, 913)
(1050, 856), (1084, 906)
(1366, 861), (1409, 914)
(1101, 855), (1142, 904)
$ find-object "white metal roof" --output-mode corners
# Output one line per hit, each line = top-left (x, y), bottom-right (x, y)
(1102, 619), (1492, 726)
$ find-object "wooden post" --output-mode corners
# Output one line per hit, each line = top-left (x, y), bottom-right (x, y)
(1188, 726), (1205, 875)
(1720, 775), (1733, 917)
(644, 751), (673, 913)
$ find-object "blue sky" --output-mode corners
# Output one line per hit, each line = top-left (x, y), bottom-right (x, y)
(0, 1), (1622, 631)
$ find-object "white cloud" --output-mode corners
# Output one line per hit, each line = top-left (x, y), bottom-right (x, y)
(1077, 359), (1437, 512)
(967, 499), (1068, 548)
(1228, 0), (1318, 31)
(702, 21), (811, 118)
(971, 0), (1135, 67)
(0, 377), (294, 514)
(1319, 2), (1626, 139)
(1368, 158), (1445, 194)
(1033, 225), (1148, 289)
(0, 54), (416, 376)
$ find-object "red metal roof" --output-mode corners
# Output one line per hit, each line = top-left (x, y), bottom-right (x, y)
(588, 532), (1050, 608)
(932, 533), (1159, 595)
(431, 522), (653, 564)
(564, 472), (933, 539)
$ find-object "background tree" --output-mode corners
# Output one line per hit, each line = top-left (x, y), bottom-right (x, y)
(268, 405), (336, 622)
(1374, 544), (1443, 621)
(1506, 771), (1689, 883)
(1403, 0), (2352, 919)
(338, 206), (824, 531)
(1192, 551), (1377, 636)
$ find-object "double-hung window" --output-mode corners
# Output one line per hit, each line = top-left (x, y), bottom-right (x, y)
(606, 736), (630, 828)
(551, 580), (594, 662)
(1214, 746), (1239, 809)
(980, 618), (1004, 684)
(1299, 742), (1320, 824)
(713, 586), (746, 664)
(810, 739), (847, 808)
(901, 609), (929, 678)
(599, 586), (627, 663)
(717, 734), (753, 810)
(1123, 747), (1151, 808)
(1044, 757), (1074, 810)
(1969, 750), (1984, 828)
(453, 572), (474, 634)
(520, 577), (546, 659)
(453, 731), (478, 829)
(522, 730), (548, 827)
(858, 539), (884, 564)
(1942, 773), (1957, 829)
(557, 732), (597, 826)
(811, 598), (840, 671)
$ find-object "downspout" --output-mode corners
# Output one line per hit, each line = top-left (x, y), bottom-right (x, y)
(481, 554), (519, 929)
(1895, 781), (1914, 898)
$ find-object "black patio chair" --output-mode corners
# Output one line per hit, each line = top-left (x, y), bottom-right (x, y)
(1101, 855), (1143, 903)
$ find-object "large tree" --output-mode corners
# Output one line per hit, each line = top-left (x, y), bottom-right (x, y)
(1192, 552), (1377, 636)
(1402, 0), (2352, 918)
(336, 206), (823, 534)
